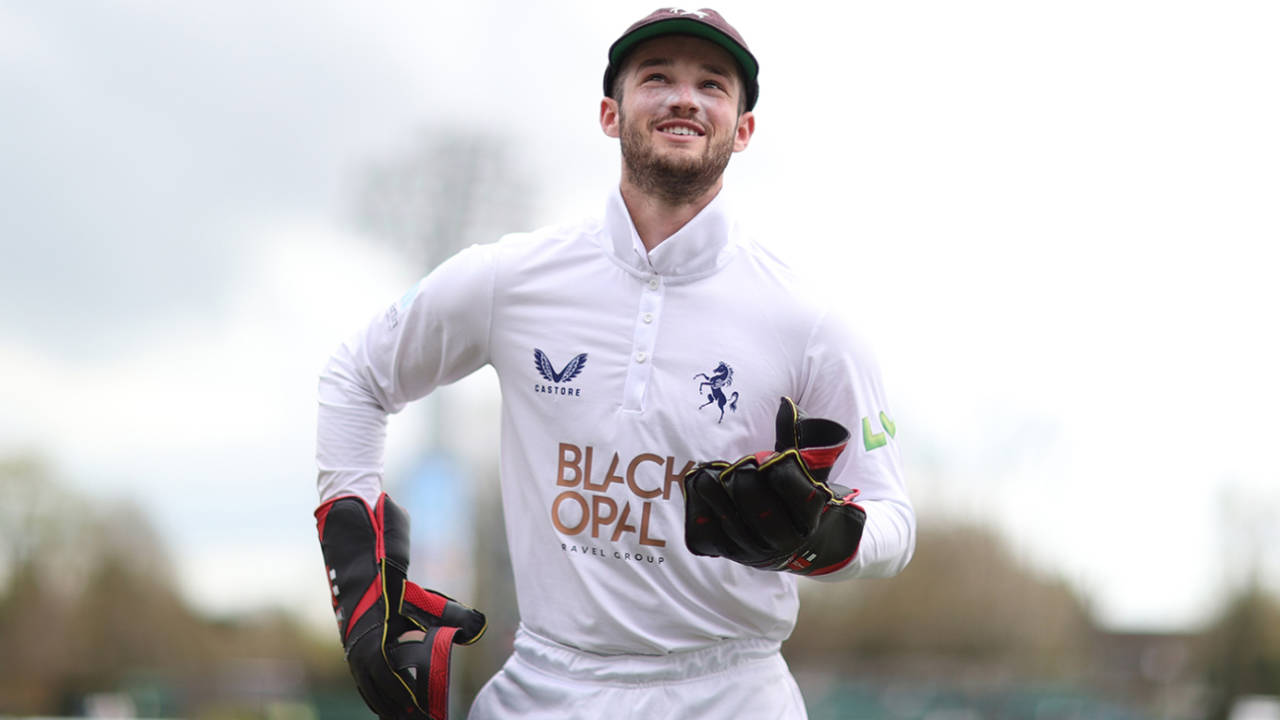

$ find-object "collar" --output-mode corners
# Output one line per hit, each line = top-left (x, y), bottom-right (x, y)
(601, 184), (738, 280)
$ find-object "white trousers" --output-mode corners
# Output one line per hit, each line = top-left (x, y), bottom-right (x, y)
(467, 625), (808, 720)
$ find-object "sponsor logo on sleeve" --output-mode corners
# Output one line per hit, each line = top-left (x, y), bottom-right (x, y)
(862, 411), (897, 451)
(385, 279), (424, 329)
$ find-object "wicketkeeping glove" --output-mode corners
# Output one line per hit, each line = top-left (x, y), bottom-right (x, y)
(316, 493), (486, 720)
(683, 397), (867, 576)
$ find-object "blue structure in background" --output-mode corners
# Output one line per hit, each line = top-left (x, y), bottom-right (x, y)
(392, 450), (475, 593)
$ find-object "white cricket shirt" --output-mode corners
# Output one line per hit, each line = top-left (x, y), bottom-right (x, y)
(317, 186), (915, 655)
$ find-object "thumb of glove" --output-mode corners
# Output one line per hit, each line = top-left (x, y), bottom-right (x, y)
(400, 581), (488, 646)
(772, 397), (851, 485)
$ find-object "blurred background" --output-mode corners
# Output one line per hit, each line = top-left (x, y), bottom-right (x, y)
(2, 1), (1278, 718)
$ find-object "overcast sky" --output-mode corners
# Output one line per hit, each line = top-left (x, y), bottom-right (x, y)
(2, 0), (1278, 634)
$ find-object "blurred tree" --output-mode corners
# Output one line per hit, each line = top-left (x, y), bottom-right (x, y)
(0, 457), (201, 712)
(0, 456), (350, 716)
(1199, 585), (1280, 720)
(58, 506), (209, 700)
(0, 456), (78, 712)
(788, 521), (1095, 678)
(1, 455), (74, 589)
(0, 558), (69, 712)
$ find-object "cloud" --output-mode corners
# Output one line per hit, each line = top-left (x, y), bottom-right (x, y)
(0, 2), (465, 357)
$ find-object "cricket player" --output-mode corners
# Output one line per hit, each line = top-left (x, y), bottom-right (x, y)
(314, 8), (916, 720)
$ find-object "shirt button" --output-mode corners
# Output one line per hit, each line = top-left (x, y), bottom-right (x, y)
(642, 313), (654, 324)
(635, 351), (647, 363)
(648, 277), (660, 290)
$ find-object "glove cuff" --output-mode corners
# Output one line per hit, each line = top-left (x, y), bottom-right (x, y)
(315, 494), (384, 646)
(775, 496), (866, 576)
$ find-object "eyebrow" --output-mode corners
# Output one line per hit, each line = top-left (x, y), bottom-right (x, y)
(701, 63), (733, 79)
(634, 57), (673, 72)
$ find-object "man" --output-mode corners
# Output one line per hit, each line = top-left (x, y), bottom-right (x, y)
(314, 8), (915, 720)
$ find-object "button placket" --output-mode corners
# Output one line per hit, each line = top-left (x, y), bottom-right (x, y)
(621, 274), (664, 412)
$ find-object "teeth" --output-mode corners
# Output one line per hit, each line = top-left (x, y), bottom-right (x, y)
(663, 127), (699, 136)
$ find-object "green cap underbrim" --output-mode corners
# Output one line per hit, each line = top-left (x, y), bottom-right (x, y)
(609, 18), (759, 83)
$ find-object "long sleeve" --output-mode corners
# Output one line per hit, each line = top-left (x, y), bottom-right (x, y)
(316, 243), (498, 506)
(796, 308), (916, 581)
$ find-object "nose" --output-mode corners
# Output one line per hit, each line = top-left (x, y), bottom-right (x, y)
(666, 81), (701, 116)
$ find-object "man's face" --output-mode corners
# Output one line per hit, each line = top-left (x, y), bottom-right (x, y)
(601, 35), (755, 205)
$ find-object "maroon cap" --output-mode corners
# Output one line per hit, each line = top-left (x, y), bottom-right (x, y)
(603, 7), (759, 111)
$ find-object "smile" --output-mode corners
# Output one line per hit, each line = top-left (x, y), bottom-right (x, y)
(655, 121), (705, 137)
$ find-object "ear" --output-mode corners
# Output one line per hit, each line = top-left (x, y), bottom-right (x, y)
(732, 111), (755, 152)
(600, 97), (621, 139)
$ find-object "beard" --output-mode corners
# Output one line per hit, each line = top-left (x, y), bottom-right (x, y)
(619, 110), (736, 206)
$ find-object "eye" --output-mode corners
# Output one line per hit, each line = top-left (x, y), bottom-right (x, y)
(643, 73), (668, 83)
(702, 79), (728, 93)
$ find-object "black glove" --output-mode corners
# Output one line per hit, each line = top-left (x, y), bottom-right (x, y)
(316, 493), (486, 720)
(683, 397), (867, 575)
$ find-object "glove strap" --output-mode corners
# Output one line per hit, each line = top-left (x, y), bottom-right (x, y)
(429, 626), (458, 720)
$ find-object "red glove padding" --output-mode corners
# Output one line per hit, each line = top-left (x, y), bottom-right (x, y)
(316, 493), (486, 720)
(683, 397), (866, 576)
